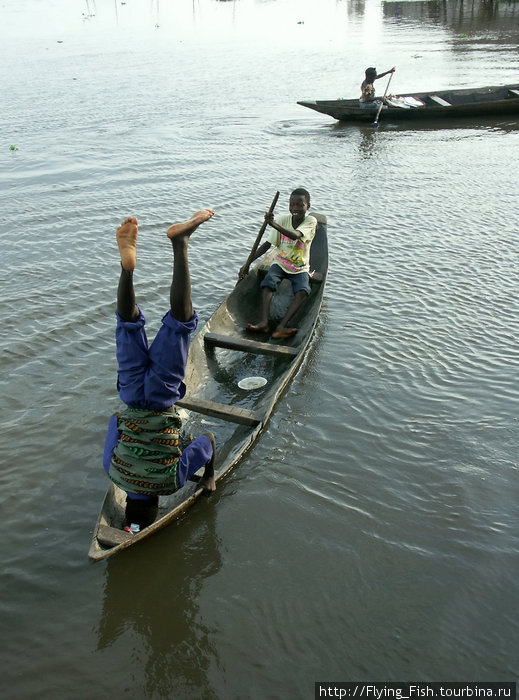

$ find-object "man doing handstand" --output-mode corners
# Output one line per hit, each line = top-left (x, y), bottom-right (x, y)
(103, 211), (216, 530)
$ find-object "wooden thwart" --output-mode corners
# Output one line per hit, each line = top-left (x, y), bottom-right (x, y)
(97, 524), (132, 547)
(176, 396), (262, 426)
(204, 332), (298, 358)
(430, 95), (451, 107)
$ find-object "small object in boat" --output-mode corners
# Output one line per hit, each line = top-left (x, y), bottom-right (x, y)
(124, 523), (141, 534)
(238, 376), (267, 390)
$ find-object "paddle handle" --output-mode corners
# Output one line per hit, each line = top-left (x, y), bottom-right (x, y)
(242, 191), (280, 271)
(374, 69), (395, 125)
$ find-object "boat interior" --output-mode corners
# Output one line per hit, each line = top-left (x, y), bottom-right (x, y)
(417, 85), (519, 107)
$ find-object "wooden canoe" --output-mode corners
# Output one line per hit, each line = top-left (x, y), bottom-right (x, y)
(298, 84), (519, 123)
(88, 213), (328, 561)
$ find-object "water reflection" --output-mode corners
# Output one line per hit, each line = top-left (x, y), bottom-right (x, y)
(345, 0), (368, 19)
(356, 125), (379, 157)
(329, 114), (519, 145)
(383, 0), (519, 37)
(96, 506), (222, 697)
(83, 0), (96, 19)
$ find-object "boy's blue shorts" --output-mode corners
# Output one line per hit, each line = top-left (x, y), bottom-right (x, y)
(261, 264), (311, 296)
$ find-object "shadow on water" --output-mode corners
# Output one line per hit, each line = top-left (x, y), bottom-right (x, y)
(95, 502), (222, 698)
(329, 114), (519, 136)
(320, 114), (519, 158)
(270, 112), (519, 156)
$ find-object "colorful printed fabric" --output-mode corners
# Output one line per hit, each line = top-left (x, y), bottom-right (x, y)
(108, 406), (183, 495)
(360, 81), (375, 102)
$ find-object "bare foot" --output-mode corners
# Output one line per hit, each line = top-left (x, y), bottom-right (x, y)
(116, 217), (138, 270)
(166, 209), (215, 240)
(199, 433), (216, 494)
(272, 327), (298, 339)
(247, 322), (269, 333)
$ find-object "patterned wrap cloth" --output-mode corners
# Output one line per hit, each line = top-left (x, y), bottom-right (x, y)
(108, 406), (183, 495)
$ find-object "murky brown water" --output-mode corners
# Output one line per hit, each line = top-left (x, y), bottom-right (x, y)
(1, 0), (518, 697)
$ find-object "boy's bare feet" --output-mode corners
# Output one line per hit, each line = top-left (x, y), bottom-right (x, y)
(198, 433), (216, 494)
(272, 327), (298, 339)
(116, 217), (138, 270)
(166, 209), (215, 240)
(247, 322), (269, 333)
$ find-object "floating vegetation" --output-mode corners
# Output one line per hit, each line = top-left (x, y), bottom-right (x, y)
(9, 145), (19, 151)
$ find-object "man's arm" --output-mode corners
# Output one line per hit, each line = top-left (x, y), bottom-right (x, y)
(266, 213), (303, 241)
(267, 213), (317, 243)
(376, 67), (396, 80)
(103, 413), (120, 474)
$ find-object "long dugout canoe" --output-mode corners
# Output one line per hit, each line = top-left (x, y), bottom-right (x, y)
(298, 84), (519, 123)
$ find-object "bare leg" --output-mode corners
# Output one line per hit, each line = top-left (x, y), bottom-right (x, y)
(198, 432), (216, 493)
(247, 287), (273, 333)
(271, 290), (307, 339)
(166, 210), (216, 493)
(116, 217), (140, 322)
(166, 210), (215, 322)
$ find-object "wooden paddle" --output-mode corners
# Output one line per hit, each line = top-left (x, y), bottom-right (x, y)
(374, 70), (395, 126)
(238, 191), (280, 281)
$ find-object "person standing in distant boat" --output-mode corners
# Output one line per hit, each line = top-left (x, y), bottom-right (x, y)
(359, 66), (395, 108)
(103, 210), (217, 531)
(239, 188), (317, 340)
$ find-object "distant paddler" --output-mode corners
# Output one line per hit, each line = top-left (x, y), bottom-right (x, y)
(359, 66), (396, 109)
(239, 188), (317, 339)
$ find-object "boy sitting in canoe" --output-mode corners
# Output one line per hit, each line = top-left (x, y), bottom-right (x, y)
(359, 66), (395, 108)
(103, 211), (217, 531)
(239, 188), (317, 339)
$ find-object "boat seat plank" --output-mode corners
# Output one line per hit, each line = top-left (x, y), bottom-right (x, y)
(430, 95), (452, 107)
(509, 89), (519, 98)
(204, 332), (298, 357)
(97, 524), (132, 547)
(176, 397), (262, 426)
(311, 271), (324, 283)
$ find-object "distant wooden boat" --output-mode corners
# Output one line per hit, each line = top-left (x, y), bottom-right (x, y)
(88, 214), (328, 561)
(298, 84), (519, 123)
